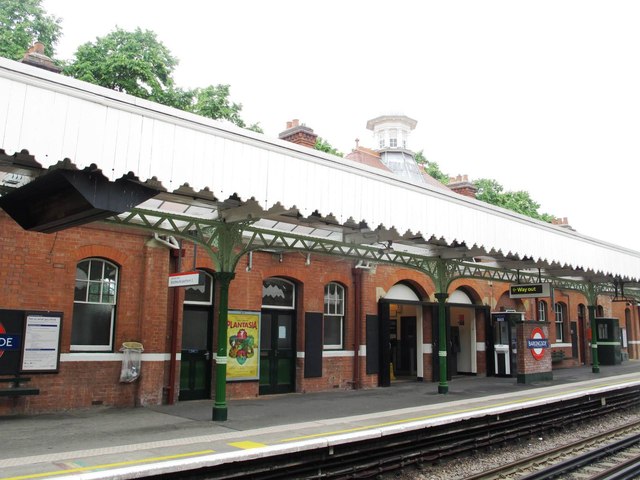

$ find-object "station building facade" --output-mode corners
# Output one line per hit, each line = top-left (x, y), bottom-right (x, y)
(1, 117), (638, 416)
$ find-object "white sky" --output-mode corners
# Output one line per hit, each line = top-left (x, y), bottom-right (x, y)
(43, 0), (640, 251)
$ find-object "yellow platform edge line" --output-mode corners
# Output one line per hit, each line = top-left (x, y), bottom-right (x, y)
(228, 441), (267, 449)
(2, 449), (215, 480)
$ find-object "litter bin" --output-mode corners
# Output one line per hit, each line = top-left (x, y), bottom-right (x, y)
(120, 341), (143, 382)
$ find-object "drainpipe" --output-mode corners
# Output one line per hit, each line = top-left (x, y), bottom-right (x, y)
(352, 266), (363, 389)
(167, 239), (182, 404)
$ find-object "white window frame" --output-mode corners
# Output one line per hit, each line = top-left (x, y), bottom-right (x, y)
(554, 302), (565, 342)
(71, 258), (118, 352)
(538, 300), (547, 321)
(323, 282), (345, 349)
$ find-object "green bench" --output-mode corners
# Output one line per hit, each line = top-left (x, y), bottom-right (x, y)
(0, 376), (40, 396)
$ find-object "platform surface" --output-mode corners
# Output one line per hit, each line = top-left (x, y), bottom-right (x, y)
(2, 362), (640, 479)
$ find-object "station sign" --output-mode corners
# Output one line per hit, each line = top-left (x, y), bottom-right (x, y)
(509, 283), (551, 299)
(168, 271), (205, 288)
(527, 327), (549, 361)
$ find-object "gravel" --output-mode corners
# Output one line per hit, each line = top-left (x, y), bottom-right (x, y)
(381, 406), (640, 479)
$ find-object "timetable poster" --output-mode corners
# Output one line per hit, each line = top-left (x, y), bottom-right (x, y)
(21, 313), (62, 372)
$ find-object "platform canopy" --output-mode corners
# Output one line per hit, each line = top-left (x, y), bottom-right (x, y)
(1, 57), (640, 291)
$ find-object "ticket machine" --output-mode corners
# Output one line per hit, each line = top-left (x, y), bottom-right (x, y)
(491, 312), (524, 376)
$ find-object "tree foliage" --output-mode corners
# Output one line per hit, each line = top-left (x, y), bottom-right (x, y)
(64, 27), (261, 131)
(314, 137), (343, 157)
(0, 0), (61, 60)
(414, 150), (449, 184)
(474, 178), (554, 222)
(65, 28), (178, 100)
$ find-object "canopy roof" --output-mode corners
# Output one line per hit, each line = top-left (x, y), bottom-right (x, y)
(1, 57), (639, 289)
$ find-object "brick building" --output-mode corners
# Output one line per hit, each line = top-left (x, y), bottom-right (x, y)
(1, 56), (639, 416)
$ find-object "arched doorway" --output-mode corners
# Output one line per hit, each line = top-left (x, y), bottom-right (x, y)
(383, 283), (423, 381)
(179, 270), (214, 401)
(259, 277), (297, 395)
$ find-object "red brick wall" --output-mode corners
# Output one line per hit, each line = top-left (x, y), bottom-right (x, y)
(1, 209), (636, 415)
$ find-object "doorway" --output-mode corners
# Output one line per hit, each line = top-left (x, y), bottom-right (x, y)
(259, 309), (296, 394)
(259, 278), (297, 395)
(396, 316), (417, 376)
(380, 283), (424, 385)
(179, 271), (214, 401)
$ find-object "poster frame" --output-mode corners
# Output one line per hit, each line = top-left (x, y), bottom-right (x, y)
(21, 311), (63, 373)
(226, 310), (261, 381)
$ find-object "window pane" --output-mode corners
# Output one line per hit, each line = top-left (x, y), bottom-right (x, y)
(104, 262), (117, 281)
(324, 316), (342, 347)
(277, 314), (292, 349)
(74, 282), (87, 302)
(102, 280), (116, 303)
(262, 278), (295, 308)
(88, 282), (101, 302)
(182, 310), (209, 350)
(71, 303), (113, 347)
(76, 260), (90, 281)
(89, 260), (103, 280)
(185, 272), (213, 304)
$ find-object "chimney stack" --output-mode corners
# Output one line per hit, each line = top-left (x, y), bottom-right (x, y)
(279, 119), (318, 149)
(448, 174), (478, 198)
(552, 217), (574, 230)
(20, 42), (62, 73)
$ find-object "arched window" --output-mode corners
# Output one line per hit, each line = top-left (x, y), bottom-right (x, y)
(554, 302), (566, 342)
(538, 300), (547, 321)
(324, 282), (345, 349)
(597, 305), (605, 317)
(71, 258), (118, 351)
(262, 278), (295, 309)
(184, 271), (213, 305)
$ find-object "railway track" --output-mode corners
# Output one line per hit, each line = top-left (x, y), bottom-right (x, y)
(463, 419), (640, 479)
(157, 385), (640, 479)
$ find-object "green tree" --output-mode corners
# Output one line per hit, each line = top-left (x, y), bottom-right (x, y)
(191, 85), (246, 127)
(474, 178), (554, 222)
(65, 27), (178, 101)
(0, 0), (61, 60)
(414, 150), (449, 184)
(65, 27), (262, 132)
(314, 137), (343, 157)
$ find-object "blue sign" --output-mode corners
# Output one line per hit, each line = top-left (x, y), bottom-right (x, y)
(0, 334), (21, 350)
(527, 338), (549, 349)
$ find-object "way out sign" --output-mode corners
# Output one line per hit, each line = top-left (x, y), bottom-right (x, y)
(527, 327), (549, 361)
(509, 283), (551, 299)
(168, 271), (205, 288)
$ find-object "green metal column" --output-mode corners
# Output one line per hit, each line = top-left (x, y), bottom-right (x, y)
(212, 271), (236, 421)
(435, 292), (449, 394)
(588, 304), (599, 374)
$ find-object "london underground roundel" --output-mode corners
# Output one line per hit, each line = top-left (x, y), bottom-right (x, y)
(0, 323), (5, 359)
(530, 327), (546, 360)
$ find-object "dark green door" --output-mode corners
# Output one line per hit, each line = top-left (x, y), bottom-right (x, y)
(259, 310), (295, 395)
(179, 306), (212, 400)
